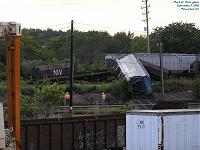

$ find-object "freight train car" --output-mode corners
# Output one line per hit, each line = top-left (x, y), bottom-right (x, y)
(31, 64), (70, 81)
(106, 53), (200, 79)
(31, 63), (113, 82)
(105, 54), (153, 96)
(135, 53), (200, 76)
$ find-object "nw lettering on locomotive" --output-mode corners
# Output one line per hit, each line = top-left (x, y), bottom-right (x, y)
(53, 69), (63, 76)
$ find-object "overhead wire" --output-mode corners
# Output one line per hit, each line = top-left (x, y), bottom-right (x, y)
(75, 22), (145, 34)
(31, 21), (143, 36)
(19, 21), (146, 37)
(39, 22), (71, 30)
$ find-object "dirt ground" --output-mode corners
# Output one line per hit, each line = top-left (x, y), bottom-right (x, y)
(72, 90), (199, 105)
(0, 90), (198, 104)
(72, 93), (124, 105)
(153, 90), (197, 101)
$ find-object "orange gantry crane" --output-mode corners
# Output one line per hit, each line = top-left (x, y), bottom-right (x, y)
(0, 22), (21, 150)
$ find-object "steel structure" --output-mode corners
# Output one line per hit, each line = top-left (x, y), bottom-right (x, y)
(0, 22), (21, 150)
(20, 113), (125, 150)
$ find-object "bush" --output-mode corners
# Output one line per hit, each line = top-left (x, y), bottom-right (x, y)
(20, 81), (34, 95)
(96, 84), (111, 93)
(33, 83), (65, 118)
(111, 79), (130, 100)
(0, 81), (6, 96)
(0, 72), (6, 81)
(20, 96), (37, 119)
(0, 63), (5, 81)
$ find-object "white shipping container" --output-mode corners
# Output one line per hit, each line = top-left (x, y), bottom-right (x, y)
(126, 109), (200, 150)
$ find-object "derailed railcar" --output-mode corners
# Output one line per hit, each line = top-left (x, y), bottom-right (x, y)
(105, 54), (153, 96)
(135, 53), (200, 76)
(31, 64), (70, 81)
(106, 53), (200, 79)
(116, 54), (153, 96)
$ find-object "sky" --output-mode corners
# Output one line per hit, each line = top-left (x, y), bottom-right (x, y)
(0, 0), (199, 35)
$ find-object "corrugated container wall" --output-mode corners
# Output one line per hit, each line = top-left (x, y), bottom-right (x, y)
(135, 53), (197, 73)
(126, 109), (200, 150)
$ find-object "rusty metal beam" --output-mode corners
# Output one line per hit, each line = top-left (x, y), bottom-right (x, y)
(6, 36), (20, 150)
(6, 36), (14, 131)
(13, 36), (21, 150)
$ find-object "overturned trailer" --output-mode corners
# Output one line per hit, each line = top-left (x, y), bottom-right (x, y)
(106, 54), (153, 96)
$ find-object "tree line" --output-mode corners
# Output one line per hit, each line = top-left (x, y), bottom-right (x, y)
(0, 22), (200, 79)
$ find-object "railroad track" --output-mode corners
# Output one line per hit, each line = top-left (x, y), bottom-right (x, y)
(60, 104), (124, 108)
(58, 104), (126, 113)
(3, 104), (125, 110)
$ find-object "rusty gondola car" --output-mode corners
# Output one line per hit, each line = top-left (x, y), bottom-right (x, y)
(31, 63), (113, 82)
(31, 64), (70, 81)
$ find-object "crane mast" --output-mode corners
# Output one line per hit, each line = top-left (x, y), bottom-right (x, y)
(0, 22), (21, 150)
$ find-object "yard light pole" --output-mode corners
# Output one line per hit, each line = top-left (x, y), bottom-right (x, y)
(69, 20), (74, 115)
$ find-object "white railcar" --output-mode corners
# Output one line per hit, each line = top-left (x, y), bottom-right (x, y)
(135, 53), (199, 74)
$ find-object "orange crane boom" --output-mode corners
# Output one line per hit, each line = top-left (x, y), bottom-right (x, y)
(1, 22), (21, 150)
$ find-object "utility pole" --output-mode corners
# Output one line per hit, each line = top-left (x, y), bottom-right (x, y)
(157, 33), (165, 100)
(142, 0), (150, 53)
(69, 20), (74, 114)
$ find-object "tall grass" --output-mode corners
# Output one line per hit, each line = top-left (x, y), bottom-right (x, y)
(65, 83), (111, 93)
(193, 76), (200, 98)
(153, 77), (196, 92)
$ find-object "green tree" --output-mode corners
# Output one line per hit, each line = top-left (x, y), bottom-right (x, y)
(113, 32), (132, 53)
(0, 39), (6, 65)
(131, 36), (147, 53)
(150, 22), (200, 53)
(21, 34), (40, 60)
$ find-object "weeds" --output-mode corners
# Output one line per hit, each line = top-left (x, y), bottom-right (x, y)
(153, 77), (195, 92)
(193, 76), (200, 98)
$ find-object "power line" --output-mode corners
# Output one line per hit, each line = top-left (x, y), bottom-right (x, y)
(75, 22), (145, 35)
(39, 22), (71, 30)
(75, 22), (128, 31)
(20, 21), (146, 36)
